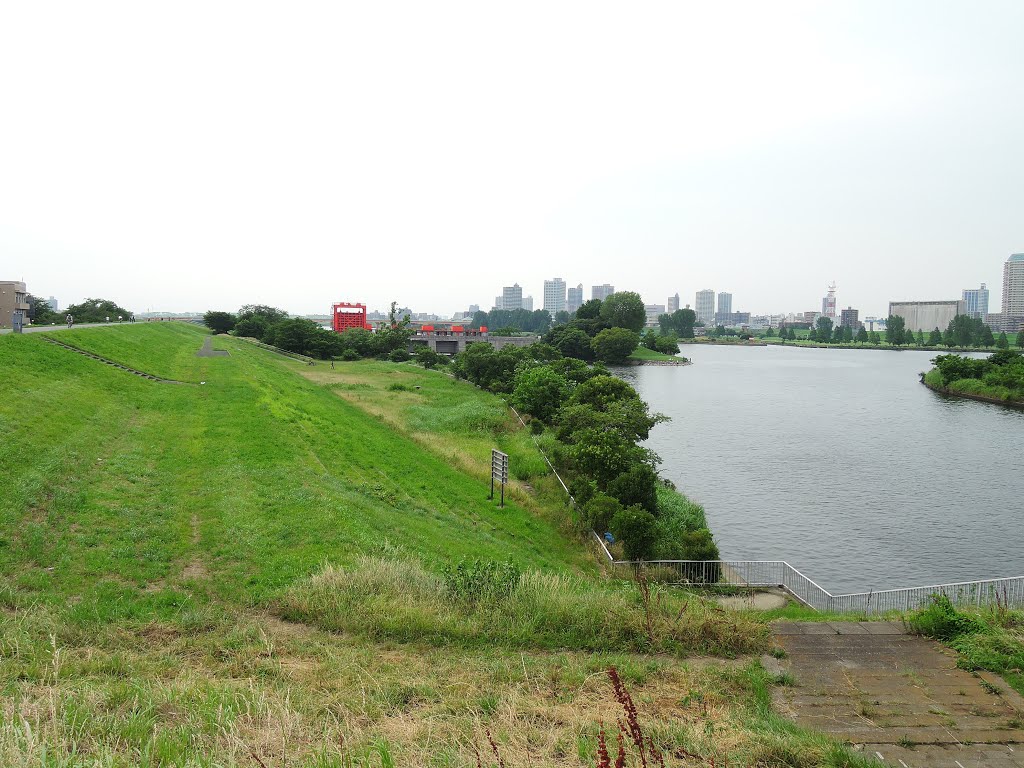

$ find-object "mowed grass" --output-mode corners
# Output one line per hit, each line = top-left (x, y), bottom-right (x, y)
(0, 324), (874, 767)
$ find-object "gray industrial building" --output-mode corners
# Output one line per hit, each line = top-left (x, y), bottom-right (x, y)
(567, 284), (583, 314)
(591, 283), (615, 301)
(888, 300), (965, 332)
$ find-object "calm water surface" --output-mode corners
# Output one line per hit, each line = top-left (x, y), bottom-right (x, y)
(617, 345), (1023, 594)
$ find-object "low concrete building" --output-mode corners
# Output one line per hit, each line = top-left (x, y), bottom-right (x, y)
(0, 281), (29, 328)
(888, 300), (965, 332)
(407, 327), (539, 355)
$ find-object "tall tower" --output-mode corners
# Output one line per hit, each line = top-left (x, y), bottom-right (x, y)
(962, 284), (989, 320)
(1003, 254), (1024, 317)
(822, 282), (838, 319)
(543, 277), (567, 314)
(667, 293), (680, 313)
(501, 283), (523, 311)
(695, 289), (715, 325)
(567, 284), (584, 314)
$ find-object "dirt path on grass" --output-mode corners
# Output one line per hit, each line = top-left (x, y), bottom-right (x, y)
(769, 622), (1024, 766)
(196, 336), (229, 357)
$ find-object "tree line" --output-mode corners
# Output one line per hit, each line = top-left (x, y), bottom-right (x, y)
(204, 304), (415, 361)
(931, 349), (1024, 400)
(448, 341), (717, 564)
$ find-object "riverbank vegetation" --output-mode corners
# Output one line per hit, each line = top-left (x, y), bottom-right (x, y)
(0, 323), (883, 766)
(909, 595), (1024, 696)
(924, 349), (1024, 404)
(449, 340), (716, 563)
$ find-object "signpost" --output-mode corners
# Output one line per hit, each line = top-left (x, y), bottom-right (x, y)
(490, 449), (509, 508)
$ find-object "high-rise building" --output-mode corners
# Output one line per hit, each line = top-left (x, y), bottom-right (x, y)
(644, 304), (666, 326)
(1002, 254), (1024, 317)
(822, 283), (837, 319)
(667, 293), (680, 313)
(592, 284), (615, 301)
(501, 283), (523, 311)
(717, 292), (733, 317)
(544, 278), (567, 314)
(47, 296), (59, 312)
(468, 304), (480, 314)
(523, 296), (534, 312)
(962, 284), (989, 320)
(695, 289), (715, 325)
(840, 307), (860, 329)
(567, 284), (584, 314)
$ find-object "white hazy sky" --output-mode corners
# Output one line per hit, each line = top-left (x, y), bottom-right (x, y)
(2, 1), (1022, 317)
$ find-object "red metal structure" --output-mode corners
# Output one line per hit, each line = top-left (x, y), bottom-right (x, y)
(332, 302), (372, 333)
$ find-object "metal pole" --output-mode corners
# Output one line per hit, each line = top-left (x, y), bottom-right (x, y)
(500, 479), (504, 508)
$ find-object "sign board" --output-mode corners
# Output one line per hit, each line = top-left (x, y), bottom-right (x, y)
(490, 449), (509, 507)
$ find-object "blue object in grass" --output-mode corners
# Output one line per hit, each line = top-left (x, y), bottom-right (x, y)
(604, 532), (615, 544)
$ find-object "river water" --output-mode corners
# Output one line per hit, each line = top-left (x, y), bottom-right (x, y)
(616, 344), (1023, 594)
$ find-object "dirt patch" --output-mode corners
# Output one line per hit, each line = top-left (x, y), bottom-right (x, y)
(716, 591), (789, 610)
(196, 337), (229, 357)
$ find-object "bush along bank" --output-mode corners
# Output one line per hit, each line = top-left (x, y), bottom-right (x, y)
(924, 349), (1024, 406)
(449, 342), (719, 565)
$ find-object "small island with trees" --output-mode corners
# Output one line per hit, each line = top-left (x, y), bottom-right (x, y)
(923, 349), (1024, 407)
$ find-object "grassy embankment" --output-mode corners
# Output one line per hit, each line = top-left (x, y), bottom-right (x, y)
(923, 367), (1024, 406)
(0, 323), (877, 766)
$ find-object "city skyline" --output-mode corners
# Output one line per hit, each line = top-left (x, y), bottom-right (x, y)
(3, 4), (1023, 320)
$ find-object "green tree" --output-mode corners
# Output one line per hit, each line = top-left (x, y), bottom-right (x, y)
(575, 298), (603, 320)
(203, 311), (236, 334)
(816, 316), (834, 343)
(591, 327), (640, 364)
(414, 347), (446, 368)
(375, 301), (413, 355)
(233, 316), (269, 339)
(26, 294), (60, 325)
(843, 326), (854, 343)
(510, 367), (569, 423)
(981, 325), (996, 347)
(885, 315), (906, 345)
(808, 329), (818, 342)
(599, 292), (646, 332)
(927, 327), (942, 347)
(765, 327), (775, 338)
(610, 507), (658, 561)
(238, 304), (289, 325)
(916, 330), (925, 345)
(1018, 331), (1024, 349)
(550, 326), (595, 361)
(996, 332), (1009, 349)
(606, 464), (659, 513)
(553, 310), (570, 325)
(64, 298), (133, 324)
(869, 330), (881, 344)
(855, 326), (868, 343)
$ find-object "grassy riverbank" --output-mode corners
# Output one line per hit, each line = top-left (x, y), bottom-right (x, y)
(626, 346), (689, 362)
(0, 323), (879, 766)
(922, 351), (1024, 406)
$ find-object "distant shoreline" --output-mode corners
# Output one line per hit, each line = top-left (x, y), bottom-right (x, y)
(681, 339), (996, 353)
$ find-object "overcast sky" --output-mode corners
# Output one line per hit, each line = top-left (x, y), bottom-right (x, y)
(2, 1), (1022, 318)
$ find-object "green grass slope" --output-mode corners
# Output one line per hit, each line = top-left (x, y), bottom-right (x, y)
(1, 324), (587, 615)
(0, 324), (873, 767)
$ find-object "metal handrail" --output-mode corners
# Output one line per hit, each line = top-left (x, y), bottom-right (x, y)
(615, 559), (1024, 615)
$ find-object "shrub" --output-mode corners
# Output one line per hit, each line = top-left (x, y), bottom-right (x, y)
(510, 366), (569, 423)
(388, 348), (412, 362)
(908, 595), (986, 640)
(606, 464), (659, 512)
(592, 327), (641, 364)
(611, 506), (659, 561)
(414, 347), (446, 369)
(582, 493), (623, 533)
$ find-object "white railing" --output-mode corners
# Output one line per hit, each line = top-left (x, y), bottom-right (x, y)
(614, 560), (1024, 615)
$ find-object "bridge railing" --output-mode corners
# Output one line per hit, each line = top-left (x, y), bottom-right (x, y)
(613, 560), (1024, 615)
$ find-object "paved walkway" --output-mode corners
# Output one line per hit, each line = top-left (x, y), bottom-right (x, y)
(196, 336), (229, 357)
(770, 622), (1024, 767)
(0, 321), (116, 334)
